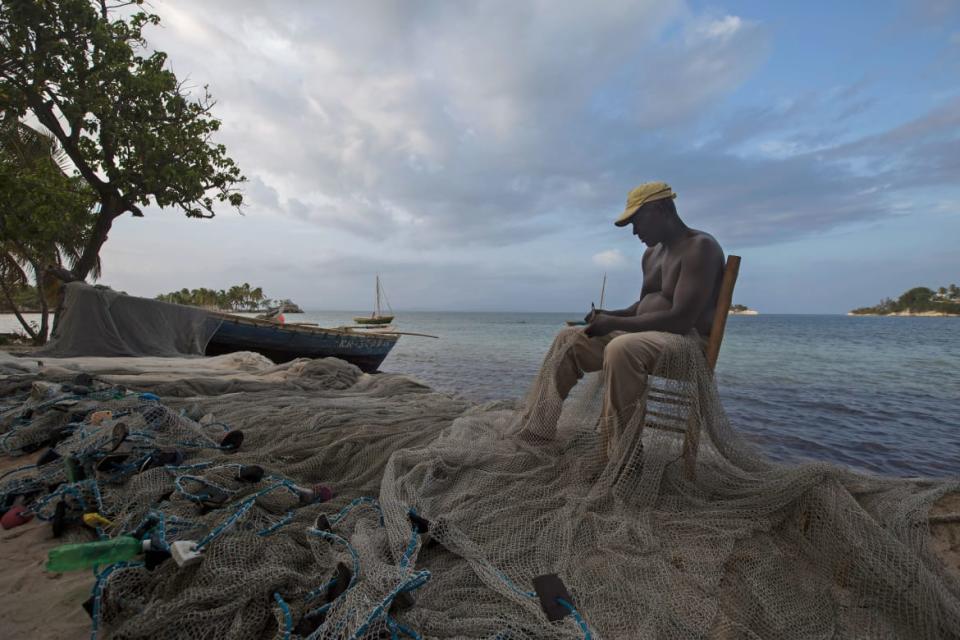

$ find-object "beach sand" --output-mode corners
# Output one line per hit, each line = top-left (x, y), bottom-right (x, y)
(1, 452), (92, 640)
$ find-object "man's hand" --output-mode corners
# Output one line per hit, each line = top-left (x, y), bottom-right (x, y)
(584, 314), (619, 337)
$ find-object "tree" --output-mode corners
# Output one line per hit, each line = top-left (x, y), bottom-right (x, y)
(897, 287), (934, 310)
(949, 284), (959, 300)
(0, 0), (244, 289)
(0, 116), (97, 343)
(155, 284), (281, 311)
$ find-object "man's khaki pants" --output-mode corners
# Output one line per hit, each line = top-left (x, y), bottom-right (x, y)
(530, 327), (705, 458)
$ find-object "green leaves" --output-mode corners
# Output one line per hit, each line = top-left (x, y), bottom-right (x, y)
(0, 116), (98, 342)
(156, 283), (274, 312)
(1, 0), (246, 280)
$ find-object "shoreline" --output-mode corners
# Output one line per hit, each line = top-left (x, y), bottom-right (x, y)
(847, 311), (960, 317)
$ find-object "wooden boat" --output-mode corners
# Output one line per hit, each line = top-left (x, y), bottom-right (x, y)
(354, 275), (394, 325)
(206, 312), (399, 373)
(566, 273), (607, 326)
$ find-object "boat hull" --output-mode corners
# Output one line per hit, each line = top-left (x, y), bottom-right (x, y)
(353, 315), (394, 325)
(206, 315), (398, 373)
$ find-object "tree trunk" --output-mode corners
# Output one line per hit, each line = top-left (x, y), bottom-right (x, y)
(34, 266), (50, 346)
(71, 198), (121, 282)
(50, 282), (66, 337)
(0, 278), (38, 342)
(47, 198), (123, 332)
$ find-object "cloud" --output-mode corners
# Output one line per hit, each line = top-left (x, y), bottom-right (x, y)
(138, 0), (772, 248)
(592, 249), (628, 269)
(89, 1), (960, 313)
(142, 0), (960, 253)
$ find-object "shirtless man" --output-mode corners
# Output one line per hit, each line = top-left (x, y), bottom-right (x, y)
(521, 182), (725, 458)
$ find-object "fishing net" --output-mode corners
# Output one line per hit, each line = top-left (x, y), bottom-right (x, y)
(1, 328), (959, 639)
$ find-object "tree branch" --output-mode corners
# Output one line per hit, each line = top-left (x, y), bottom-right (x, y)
(27, 95), (108, 195)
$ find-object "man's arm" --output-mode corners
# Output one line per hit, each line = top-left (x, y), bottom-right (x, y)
(591, 247), (654, 319)
(598, 301), (640, 318)
(585, 238), (721, 336)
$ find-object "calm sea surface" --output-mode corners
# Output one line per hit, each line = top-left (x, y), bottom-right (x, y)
(2, 312), (958, 478)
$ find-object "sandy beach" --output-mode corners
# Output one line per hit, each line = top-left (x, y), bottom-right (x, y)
(1, 450), (94, 640)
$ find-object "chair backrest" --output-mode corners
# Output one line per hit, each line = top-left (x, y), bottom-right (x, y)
(705, 255), (741, 371)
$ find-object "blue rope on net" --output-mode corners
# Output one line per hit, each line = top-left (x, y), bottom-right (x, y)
(386, 614), (422, 640)
(305, 529), (361, 587)
(0, 462), (37, 481)
(257, 510), (295, 537)
(174, 474), (236, 504)
(303, 529), (362, 625)
(330, 496), (384, 526)
(273, 592), (293, 640)
(195, 481), (292, 550)
(166, 461), (215, 472)
(346, 570), (432, 640)
(33, 480), (92, 518)
(89, 560), (144, 640)
(330, 506), (429, 640)
(399, 526), (420, 572)
(172, 439), (229, 450)
(556, 598), (594, 640)
(480, 557), (593, 639)
(304, 601), (333, 621)
(305, 577), (338, 602)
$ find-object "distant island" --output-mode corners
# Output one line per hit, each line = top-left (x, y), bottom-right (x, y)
(155, 284), (303, 313)
(849, 285), (960, 316)
(729, 304), (759, 315)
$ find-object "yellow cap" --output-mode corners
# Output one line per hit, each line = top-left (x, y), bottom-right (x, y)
(614, 181), (677, 226)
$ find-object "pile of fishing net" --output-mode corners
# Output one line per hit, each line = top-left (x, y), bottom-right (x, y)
(0, 336), (959, 639)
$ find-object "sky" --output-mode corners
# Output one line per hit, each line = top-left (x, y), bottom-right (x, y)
(98, 0), (960, 313)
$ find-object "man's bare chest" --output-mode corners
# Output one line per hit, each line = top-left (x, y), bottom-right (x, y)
(643, 252), (683, 296)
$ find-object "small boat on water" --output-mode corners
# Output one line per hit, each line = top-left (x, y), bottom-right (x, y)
(354, 275), (394, 325)
(566, 273), (607, 326)
(206, 312), (399, 373)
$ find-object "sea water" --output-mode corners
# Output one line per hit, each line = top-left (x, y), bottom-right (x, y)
(311, 311), (960, 478)
(2, 312), (957, 477)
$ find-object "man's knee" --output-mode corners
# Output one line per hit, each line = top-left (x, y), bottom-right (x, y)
(602, 332), (663, 376)
(603, 334), (634, 366)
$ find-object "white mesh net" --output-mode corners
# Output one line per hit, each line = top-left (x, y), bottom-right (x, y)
(1, 331), (959, 639)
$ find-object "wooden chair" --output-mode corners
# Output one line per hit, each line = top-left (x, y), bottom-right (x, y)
(641, 255), (741, 479)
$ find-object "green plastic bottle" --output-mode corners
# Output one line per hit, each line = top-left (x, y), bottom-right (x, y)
(46, 536), (149, 572)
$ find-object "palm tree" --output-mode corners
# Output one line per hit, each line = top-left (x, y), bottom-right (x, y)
(0, 117), (96, 344)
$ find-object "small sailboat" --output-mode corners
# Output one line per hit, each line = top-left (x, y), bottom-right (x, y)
(354, 275), (395, 325)
(566, 273), (606, 326)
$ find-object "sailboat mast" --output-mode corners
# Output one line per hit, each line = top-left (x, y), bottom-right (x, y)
(599, 273), (607, 310)
(375, 275), (381, 317)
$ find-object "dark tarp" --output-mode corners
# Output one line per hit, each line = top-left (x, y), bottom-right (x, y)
(35, 283), (222, 358)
